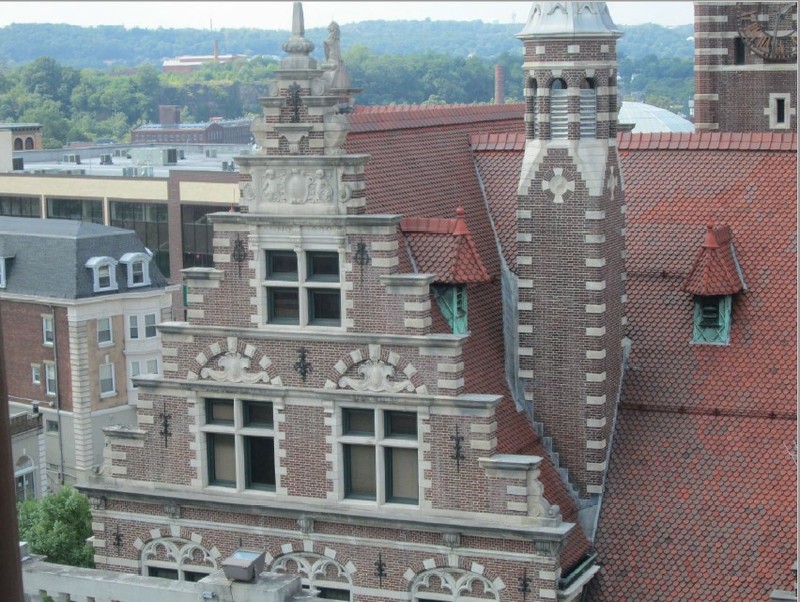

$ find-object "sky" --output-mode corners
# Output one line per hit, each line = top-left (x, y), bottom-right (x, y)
(0, 2), (694, 30)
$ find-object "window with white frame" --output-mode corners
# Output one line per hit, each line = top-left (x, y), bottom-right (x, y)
(97, 317), (113, 346)
(99, 362), (116, 397)
(119, 252), (152, 287)
(15, 456), (36, 503)
(42, 315), (53, 345)
(128, 312), (159, 340)
(31, 364), (41, 385)
(202, 398), (276, 491)
(130, 357), (159, 387)
(44, 363), (56, 396)
(340, 408), (419, 504)
(768, 93), (792, 130)
(85, 256), (118, 292)
(141, 538), (217, 582)
(263, 250), (341, 327)
(0, 257), (6, 288)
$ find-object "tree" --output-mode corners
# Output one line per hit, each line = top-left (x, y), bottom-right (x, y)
(17, 486), (94, 568)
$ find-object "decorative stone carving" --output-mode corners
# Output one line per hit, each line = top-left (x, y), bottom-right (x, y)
(164, 501), (181, 520)
(306, 170), (334, 203)
(260, 169), (280, 202)
(268, 81), (280, 97)
(411, 567), (500, 601)
(297, 517), (314, 534)
(533, 539), (562, 558)
(241, 181), (256, 203)
(543, 167), (575, 203)
(88, 495), (107, 511)
(442, 532), (461, 548)
(200, 351), (270, 384)
(338, 346), (415, 393)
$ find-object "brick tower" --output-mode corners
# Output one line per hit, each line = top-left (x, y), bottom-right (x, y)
(694, 2), (797, 132)
(516, 2), (627, 499)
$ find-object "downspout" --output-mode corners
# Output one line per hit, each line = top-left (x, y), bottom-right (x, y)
(48, 305), (65, 487)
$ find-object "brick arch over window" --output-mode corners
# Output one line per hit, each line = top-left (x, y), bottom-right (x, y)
(13, 137), (22, 151)
(186, 336), (282, 385)
(138, 535), (219, 581)
(24, 137), (34, 149)
(269, 548), (355, 598)
(405, 559), (504, 601)
(323, 343), (428, 395)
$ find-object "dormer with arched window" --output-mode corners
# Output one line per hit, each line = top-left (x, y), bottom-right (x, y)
(85, 256), (118, 293)
(120, 251), (152, 288)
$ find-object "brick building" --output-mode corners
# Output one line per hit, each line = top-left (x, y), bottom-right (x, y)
(39, 1), (793, 600)
(0, 218), (175, 489)
(694, 2), (797, 131)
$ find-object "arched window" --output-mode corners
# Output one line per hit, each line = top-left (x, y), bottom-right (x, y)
(526, 78), (538, 139)
(24, 137), (34, 149)
(13, 138), (22, 151)
(580, 78), (597, 138)
(550, 78), (568, 139)
(141, 537), (217, 582)
(85, 256), (119, 292)
(120, 251), (152, 287)
(271, 551), (353, 601)
(15, 455), (36, 503)
(411, 567), (500, 601)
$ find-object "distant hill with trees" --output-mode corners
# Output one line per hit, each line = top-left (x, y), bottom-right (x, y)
(0, 20), (695, 148)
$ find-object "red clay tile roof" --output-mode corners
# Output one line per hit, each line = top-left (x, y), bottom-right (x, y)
(469, 129), (796, 598)
(400, 208), (491, 284)
(345, 106), (590, 572)
(350, 103), (525, 133)
(589, 410), (797, 601)
(682, 224), (746, 296)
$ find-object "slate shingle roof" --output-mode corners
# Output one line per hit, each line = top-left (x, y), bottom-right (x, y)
(346, 104), (590, 573)
(0, 217), (169, 299)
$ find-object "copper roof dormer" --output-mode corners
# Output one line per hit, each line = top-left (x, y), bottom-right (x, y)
(400, 208), (491, 284)
(682, 223), (746, 296)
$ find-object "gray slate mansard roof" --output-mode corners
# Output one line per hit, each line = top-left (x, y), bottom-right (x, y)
(0, 217), (169, 300)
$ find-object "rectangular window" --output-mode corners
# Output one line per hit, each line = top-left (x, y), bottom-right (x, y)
(692, 295), (732, 344)
(145, 358), (158, 374)
(769, 93), (792, 130)
(42, 316), (54, 345)
(207, 433), (236, 486)
(203, 398), (276, 492)
(341, 408), (419, 504)
(144, 313), (158, 338)
(31, 364), (41, 385)
(0, 195), (40, 218)
(0, 257), (6, 288)
(99, 363), (116, 397)
(181, 204), (215, 269)
(132, 261), (145, 284)
(98, 265), (111, 289)
(110, 201), (170, 277)
(46, 419), (59, 433)
(129, 315), (139, 339)
(46, 197), (103, 224)
(264, 250), (341, 327)
(734, 37), (746, 65)
(776, 98), (786, 124)
(44, 363), (56, 396)
(97, 317), (112, 346)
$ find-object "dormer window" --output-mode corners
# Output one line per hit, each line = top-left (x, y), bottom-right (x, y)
(86, 256), (118, 292)
(682, 224), (746, 346)
(693, 295), (732, 344)
(433, 284), (468, 334)
(120, 252), (152, 288)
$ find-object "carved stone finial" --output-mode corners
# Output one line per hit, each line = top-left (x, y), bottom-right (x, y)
(164, 501), (181, 520)
(297, 517), (314, 533)
(282, 1), (315, 58)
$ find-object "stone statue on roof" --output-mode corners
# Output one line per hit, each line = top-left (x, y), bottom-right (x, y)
(321, 21), (351, 90)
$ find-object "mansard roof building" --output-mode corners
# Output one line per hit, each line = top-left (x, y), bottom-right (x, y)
(81, 3), (796, 601)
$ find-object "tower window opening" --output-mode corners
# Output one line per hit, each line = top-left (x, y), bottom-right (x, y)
(550, 78), (568, 139)
(580, 78), (597, 138)
(734, 37), (746, 65)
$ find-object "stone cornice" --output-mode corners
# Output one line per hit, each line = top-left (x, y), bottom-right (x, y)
(78, 481), (574, 542)
(158, 321), (466, 349)
(234, 154), (370, 169)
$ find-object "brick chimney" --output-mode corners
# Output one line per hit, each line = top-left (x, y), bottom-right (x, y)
(159, 105), (181, 125)
(494, 65), (505, 105)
